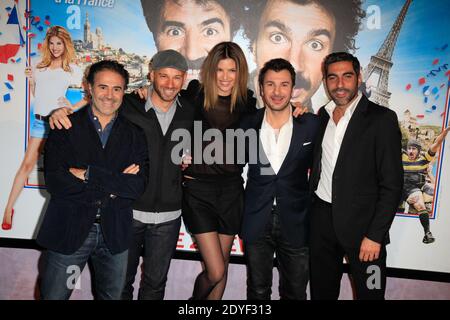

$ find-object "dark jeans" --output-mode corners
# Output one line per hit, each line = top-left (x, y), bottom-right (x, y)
(245, 207), (310, 300)
(310, 196), (387, 300)
(40, 223), (128, 300)
(122, 217), (181, 300)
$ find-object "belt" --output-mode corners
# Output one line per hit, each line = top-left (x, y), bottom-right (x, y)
(35, 114), (49, 122)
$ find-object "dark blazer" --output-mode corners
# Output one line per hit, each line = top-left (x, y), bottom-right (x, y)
(241, 108), (320, 247)
(309, 95), (403, 248)
(37, 106), (149, 255)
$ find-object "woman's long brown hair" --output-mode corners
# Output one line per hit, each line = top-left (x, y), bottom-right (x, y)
(200, 42), (249, 112)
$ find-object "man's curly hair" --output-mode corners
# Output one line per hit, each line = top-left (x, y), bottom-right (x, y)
(141, 0), (245, 43)
(241, 0), (366, 53)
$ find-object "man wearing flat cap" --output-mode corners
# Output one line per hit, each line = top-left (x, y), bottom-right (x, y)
(49, 50), (195, 300)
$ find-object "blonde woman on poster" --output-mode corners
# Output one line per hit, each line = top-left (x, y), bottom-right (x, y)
(2, 26), (86, 230)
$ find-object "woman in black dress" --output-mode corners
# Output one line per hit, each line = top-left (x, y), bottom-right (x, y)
(182, 42), (256, 300)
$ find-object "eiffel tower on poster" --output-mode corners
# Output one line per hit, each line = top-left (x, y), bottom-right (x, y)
(363, 0), (413, 107)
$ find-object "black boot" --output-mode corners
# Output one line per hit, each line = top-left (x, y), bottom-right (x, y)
(419, 211), (435, 244)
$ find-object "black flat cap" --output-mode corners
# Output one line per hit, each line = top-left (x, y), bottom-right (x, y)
(151, 49), (188, 72)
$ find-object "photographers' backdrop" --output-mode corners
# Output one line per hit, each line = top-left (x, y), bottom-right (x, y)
(1, 0), (449, 274)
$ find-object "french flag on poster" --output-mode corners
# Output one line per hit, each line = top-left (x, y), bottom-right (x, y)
(0, 1), (25, 64)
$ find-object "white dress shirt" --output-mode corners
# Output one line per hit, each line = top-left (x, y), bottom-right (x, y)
(315, 92), (362, 203)
(260, 109), (293, 205)
(260, 110), (293, 175)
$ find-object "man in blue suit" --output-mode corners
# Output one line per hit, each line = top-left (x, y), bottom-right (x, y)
(240, 58), (319, 300)
(37, 60), (149, 300)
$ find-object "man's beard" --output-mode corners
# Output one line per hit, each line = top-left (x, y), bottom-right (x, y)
(331, 88), (357, 106)
(153, 83), (178, 102)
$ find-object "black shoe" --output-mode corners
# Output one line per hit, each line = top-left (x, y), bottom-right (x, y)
(423, 231), (435, 244)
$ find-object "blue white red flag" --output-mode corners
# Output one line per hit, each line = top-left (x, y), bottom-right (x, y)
(0, 2), (25, 64)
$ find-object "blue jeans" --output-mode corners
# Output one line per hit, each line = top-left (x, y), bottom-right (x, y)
(30, 118), (50, 139)
(245, 207), (310, 300)
(121, 217), (181, 300)
(40, 223), (128, 300)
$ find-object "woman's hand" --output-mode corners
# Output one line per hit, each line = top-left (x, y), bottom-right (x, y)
(292, 102), (309, 118)
(181, 155), (192, 171)
(49, 107), (73, 130)
(24, 66), (34, 83)
(134, 86), (149, 100)
(25, 66), (36, 95)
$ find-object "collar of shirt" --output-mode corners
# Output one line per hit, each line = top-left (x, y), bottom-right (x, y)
(324, 91), (362, 121)
(260, 107), (293, 205)
(260, 107), (293, 169)
(261, 107), (293, 132)
(88, 106), (117, 148)
(145, 85), (180, 113)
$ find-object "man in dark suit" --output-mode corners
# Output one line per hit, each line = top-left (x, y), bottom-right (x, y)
(309, 52), (403, 300)
(37, 60), (148, 300)
(241, 58), (319, 300)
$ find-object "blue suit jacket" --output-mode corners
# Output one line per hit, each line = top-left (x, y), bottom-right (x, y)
(240, 108), (319, 246)
(37, 106), (149, 255)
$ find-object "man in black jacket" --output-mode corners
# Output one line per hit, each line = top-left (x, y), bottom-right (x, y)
(50, 50), (194, 300)
(309, 52), (403, 300)
(38, 60), (149, 300)
(240, 58), (319, 300)
(120, 50), (194, 300)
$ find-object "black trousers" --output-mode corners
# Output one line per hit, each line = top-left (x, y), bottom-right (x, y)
(310, 196), (387, 300)
(121, 217), (181, 300)
(245, 207), (309, 300)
